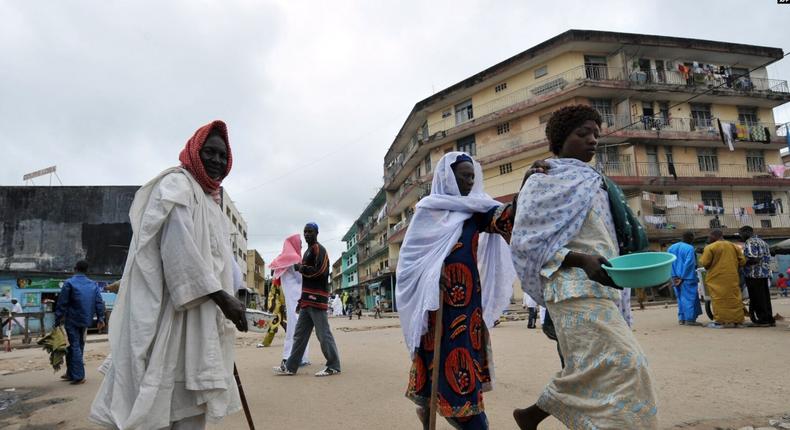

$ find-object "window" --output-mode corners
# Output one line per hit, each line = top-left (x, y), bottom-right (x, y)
(658, 102), (670, 125)
(499, 163), (512, 175)
(424, 154), (431, 174)
(534, 65), (548, 79)
(584, 55), (608, 80)
(596, 145), (619, 166)
(664, 146), (674, 164)
(496, 122), (510, 135)
(455, 99), (473, 125)
(697, 148), (718, 172)
(753, 191), (775, 215)
(746, 150), (765, 173)
(690, 104), (712, 130)
(738, 107), (759, 126)
(226, 207), (231, 217)
(456, 135), (476, 156)
(701, 191), (723, 215)
(441, 109), (452, 119)
(420, 121), (429, 140)
(590, 99), (614, 124)
(731, 67), (750, 79)
(494, 82), (507, 93)
(761, 220), (772, 229)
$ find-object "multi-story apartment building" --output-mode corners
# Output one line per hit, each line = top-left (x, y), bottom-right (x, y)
(331, 257), (343, 292)
(343, 189), (394, 309)
(246, 249), (265, 297)
(340, 224), (358, 295)
(380, 30), (790, 300)
(221, 189), (248, 270)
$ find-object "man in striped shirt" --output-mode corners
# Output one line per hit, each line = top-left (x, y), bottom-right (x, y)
(274, 222), (341, 377)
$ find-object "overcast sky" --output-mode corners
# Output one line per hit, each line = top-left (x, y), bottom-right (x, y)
(1, 0), (789, 265)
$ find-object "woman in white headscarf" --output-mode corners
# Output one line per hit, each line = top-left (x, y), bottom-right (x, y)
(396, 152), (518, 430)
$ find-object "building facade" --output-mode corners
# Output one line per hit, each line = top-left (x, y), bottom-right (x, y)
(246, 249), (265, 296)
(220, 189), (248, 270)
(331, 256), (343, 292)
(341, 189), (394, 310)
(340, 224), (358, 294)
(0, 186), (138, 333)
(376, 30), (790, 301)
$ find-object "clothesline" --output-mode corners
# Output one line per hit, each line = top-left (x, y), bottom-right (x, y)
(640, 191), (784, 215)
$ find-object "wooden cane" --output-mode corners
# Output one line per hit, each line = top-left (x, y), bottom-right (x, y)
(233, 363), (256, 430)
(428, 293), (444, 430)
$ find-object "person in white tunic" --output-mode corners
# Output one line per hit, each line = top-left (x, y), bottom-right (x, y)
(269, 234), (310, 367)
(89, 120), (248, 430)
(331, 295), (344, 316)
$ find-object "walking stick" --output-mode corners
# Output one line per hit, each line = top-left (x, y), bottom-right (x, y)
(234, 363), (256, 430)
(427, 293), (444, 430)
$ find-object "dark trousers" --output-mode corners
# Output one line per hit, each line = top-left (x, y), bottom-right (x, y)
(65, 324), (87, 381)
(527, 307), (537, 328)
(285, 307), (341, 373)
(745, 277), (775, 325)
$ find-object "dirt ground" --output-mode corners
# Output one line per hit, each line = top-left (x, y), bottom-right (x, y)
(1, 299), (789, 430)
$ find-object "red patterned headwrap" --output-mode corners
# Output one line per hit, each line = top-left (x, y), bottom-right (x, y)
(178, 120), (233, 195)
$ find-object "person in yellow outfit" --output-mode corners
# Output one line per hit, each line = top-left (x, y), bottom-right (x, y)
(259, 277), (286, 347)
(700, 229), (746, 328)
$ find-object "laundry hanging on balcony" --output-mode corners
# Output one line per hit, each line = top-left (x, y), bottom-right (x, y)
(769, 164), (786, 178)
(717, 119), (735, 151)
(667, 160), (678, 180)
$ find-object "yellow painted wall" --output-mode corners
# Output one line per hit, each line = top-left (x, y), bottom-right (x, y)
(472, 51), (586, 108)
(426, 51), (587, 129)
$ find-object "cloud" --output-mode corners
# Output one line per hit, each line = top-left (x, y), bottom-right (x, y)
(1, 0), (789, 264)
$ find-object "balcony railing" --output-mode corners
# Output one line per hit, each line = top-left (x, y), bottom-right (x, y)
(361, 242), (387, 262)
(599, 160), (788, 179)
(426, 65), (625, 135)
(475, 124), (547, 159)
(385, 63), (789, 187)
(388, 214), (412, 237)
(642, 213), (790, 231)
(601, 115), (780, 144)
(628, 69), (790, 94)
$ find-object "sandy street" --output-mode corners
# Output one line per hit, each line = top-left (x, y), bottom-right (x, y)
(1, 299), (789, 430)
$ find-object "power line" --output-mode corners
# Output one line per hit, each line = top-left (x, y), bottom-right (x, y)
(236, 113), (404, 194)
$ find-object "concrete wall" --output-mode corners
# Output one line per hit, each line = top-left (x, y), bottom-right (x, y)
(0, 186), (138, 275)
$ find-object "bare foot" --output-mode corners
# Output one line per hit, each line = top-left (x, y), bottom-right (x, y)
(513, 404), (550, 430)
(416, 407), (430, 430)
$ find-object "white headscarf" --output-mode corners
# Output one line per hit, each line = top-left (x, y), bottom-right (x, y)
(396, 152), (516, 356)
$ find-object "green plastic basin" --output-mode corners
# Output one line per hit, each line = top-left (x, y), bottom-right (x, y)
(602, 252), (677, 289)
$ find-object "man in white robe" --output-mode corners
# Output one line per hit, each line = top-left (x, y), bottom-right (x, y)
(331, 295), (343, 316)
(90, 120), (248, 430)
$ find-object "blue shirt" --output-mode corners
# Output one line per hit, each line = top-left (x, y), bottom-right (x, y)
(54, 274), (106, 327)
(668, 241), (697, 281)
